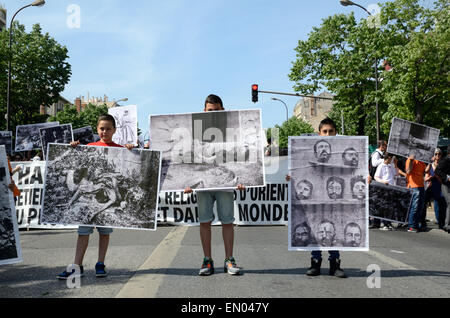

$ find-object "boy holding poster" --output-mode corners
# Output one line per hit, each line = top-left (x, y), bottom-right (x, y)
(286, 117), (347, 278)
(184, 94), (245, 276)
(57, 114), (134, 280)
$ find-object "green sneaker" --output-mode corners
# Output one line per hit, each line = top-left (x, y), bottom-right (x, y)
(224, 257), (241, 275)
(198, 257), (214, 276)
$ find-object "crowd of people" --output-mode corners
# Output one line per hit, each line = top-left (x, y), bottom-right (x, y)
(367, 140), (449, 233)
(2, 101), (449, 282)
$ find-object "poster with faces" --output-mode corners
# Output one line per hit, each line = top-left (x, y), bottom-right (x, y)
(288, 136), (369, 251)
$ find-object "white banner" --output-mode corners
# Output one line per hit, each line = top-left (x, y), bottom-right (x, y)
(11, 161), (76, 230)
(157, 156), (289, 225)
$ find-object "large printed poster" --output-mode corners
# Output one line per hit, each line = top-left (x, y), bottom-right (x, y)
(150, 110), (265, 191)
(41, 144), (161, 231)
(0, 146), (22, 265)
(11, 161), (75, 229)
(387, 118), (440, 163)
(288, 136), (369, 251)
(0, 131), (12, 156)
(15, 122), (59, 152)
(369, 181), (412, 224)
(108, 105), (138, 146)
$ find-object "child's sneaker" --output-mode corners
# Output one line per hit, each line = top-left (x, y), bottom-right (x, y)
(57, 265), (84, 280)
(95, 262), (108, 277)
(224, 257), (241, 275)
(198, 257), (214, 276)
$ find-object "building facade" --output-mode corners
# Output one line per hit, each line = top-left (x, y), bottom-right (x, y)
(0, 7), (6, 31)
(293, 91), (335, 132)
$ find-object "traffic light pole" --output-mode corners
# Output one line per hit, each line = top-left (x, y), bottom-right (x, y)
(257, 89), (334, 101)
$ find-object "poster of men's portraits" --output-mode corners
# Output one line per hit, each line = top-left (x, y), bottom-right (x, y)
(73, 126), (95, 145)
(39, 124), (74, 157)
(41, 144), (162, 231)
(387, 118), (440, 163)
(108, 105), (138, 146)
(289, 136), (369, 251)
(0, 131), (12, 156)
(369, 181), (412, 224)
(15, 122), (59, 152)
(0, 146), (23, 265)
(150, 109), (265, 191)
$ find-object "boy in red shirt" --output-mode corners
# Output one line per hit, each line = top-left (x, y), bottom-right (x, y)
(57, 114), (134, 279)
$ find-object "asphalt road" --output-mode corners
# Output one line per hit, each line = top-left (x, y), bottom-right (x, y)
(1, 211), (449, 299)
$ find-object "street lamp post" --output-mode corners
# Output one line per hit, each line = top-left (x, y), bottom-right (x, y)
(271, 97), (289, 122)
(340, 0), (380, 142)
(6, 0), (46, 132)
(112, 98), (129, 107)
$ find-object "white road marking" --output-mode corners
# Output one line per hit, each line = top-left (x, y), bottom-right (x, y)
(115, 226), (188, 298)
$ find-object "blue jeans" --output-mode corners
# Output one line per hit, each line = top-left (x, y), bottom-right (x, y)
(311, 250), (340, 261)
(408, 187), (425, 229)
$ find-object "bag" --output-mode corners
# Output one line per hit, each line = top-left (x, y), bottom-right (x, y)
(369, 150), (382, 178)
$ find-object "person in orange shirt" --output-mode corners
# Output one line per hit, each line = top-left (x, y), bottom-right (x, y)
(405, 152), (427, 232)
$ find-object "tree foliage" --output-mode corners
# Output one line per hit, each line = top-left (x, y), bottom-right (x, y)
(0, 23), (71, 131)
(289, 0), (449, 142)
(49, 104), (109, 131)
(268, 116), (315, 150)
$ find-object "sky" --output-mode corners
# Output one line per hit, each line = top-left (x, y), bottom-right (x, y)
(3, 0), (409, 139)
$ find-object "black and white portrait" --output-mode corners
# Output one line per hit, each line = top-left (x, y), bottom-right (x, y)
(369, 181), (412, 223)
(326, 176), (345, 199)
(291, 221), (316, 247)
(15, 122), (59, 152)
(108, 105), (138, 146)
(342, 147), (359, 167)
(313, 139), (332, 163)
(343, 222), (362, 247)
(150, 110), (265, 191)
(73, 126), (95, 145)
(294, 179), (313, 200)
(387, 118), (440, 163)
(0, 146), (22, 265)
(40, 124), (73, 157)
(350, 175), (366, 200)
(289, 136), (368, 251)
(0, 132), (12, 156)
(41, 144), (162, 230)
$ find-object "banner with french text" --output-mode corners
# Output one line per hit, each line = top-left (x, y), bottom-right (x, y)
(12, 161), (76, 230)
(157, 156), (289, 226)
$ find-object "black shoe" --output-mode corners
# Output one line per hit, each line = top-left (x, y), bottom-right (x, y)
(306, 258), (321, 276)
(329, 259), (347, 278)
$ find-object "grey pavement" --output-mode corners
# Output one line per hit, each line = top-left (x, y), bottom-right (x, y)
(0, 210), (449, 298)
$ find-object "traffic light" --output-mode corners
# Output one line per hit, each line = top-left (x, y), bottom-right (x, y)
(252, 84), (258, 103)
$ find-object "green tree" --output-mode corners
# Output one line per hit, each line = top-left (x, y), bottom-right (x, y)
(49, 104), (109, 130)
(289, 12), (382, 142)
(379, 0), (450, 136)
(289, 0), (450, 142)
(270, 116), (315, 150)
(0, 23), (71, 131)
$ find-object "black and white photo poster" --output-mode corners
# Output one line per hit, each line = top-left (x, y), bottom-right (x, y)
(387, 118), (440, 163)
(11, 161), (75, 230)
(0, 146), (22, 265)
(108, 105), (138, 146)
(39, 124), (73, 157)
(0, 131), (13, 156)
(150, 109), (265, 191)
(288, 136), (369, 251)
(15, 122), (59, 152)
(369, 181), (412, 224)
(41, 144), (162, 230)
(73, 126), (95, 145)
